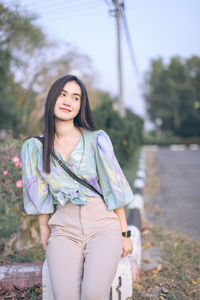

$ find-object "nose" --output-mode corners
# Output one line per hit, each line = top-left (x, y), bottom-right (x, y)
(62, 95), (71, 106)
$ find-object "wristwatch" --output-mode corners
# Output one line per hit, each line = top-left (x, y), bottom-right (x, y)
(122, 230), (131, 237)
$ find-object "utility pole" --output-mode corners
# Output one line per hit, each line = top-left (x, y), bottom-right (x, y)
(112, 0), (126, 117)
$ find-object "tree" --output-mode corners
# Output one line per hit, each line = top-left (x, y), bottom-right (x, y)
(93, 93), (144, 167)
(0, 3), (97, 137)
(144, 55), (200, 137)
(0, 2), (45, 136)
(15, 44), (96, 136)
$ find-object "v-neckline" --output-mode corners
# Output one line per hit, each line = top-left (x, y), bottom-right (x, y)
(54, 128), (86, 164)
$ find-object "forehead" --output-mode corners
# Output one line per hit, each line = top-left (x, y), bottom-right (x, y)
(63, 81), (81, 95)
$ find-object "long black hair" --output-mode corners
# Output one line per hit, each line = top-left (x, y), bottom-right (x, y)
(24, 74), (97, 173)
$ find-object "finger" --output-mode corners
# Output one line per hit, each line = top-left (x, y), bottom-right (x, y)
(121, 251), (128, 258)
(43, 243), (47, 251)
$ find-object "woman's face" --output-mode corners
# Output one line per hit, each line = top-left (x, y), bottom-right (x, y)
(53, 81), (81, 121)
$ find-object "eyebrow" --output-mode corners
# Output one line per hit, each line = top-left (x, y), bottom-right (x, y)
(62, 89), (81, 98)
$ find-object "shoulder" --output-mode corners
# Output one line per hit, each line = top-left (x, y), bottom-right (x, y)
(89, 129), (114, 154)
(91, 129), (111, 141)
(21, 134), (43, 155)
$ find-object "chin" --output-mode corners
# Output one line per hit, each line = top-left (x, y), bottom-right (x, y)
(55, 115), (73, 121)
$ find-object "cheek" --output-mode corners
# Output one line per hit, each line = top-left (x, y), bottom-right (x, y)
(72, 102), (81, 113)
(53, 105), (57, 114)
(76, 101), (81, 111)
(54, 100), (61, 112)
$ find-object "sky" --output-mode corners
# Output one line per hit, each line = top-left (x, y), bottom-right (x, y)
(3, 0), (200, 130)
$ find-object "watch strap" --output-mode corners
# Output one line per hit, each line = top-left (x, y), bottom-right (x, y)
(122, 230), (131, 237)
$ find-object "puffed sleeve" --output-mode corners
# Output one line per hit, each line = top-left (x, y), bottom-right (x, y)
(94, 129), (134, 210)
(21, 137), (54, 215)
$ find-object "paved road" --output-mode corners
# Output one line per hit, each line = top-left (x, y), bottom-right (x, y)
(145, 148), (200, 242)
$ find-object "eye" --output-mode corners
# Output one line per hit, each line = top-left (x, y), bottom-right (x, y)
(60, 91), (66, 97)
(73, 96), (79, 101)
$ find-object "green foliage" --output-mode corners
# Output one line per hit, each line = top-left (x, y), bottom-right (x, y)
(1, 245), (45, 264)
(0, 2), (96, 138)
(0, 137), (24, 239)
(92, 95), (144, 168)
(143, 131), (200, 146)
(0, 3), (44, 59)
(0, 2), (45, 137)
(144, 55), (200, 137)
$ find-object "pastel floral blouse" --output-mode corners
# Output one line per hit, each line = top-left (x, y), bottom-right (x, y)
(21, 128), (134, 215)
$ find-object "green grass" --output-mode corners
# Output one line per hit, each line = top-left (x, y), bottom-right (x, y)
(143, 131), (200, 146)
(123, 146), (141, 218)
(0, 200), (21, 239)
(0, 244), (46, 264)
(123, 146), (141, 186)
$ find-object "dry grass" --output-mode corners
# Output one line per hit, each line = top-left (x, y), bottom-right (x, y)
(143, 150), (161, 198)
(133, 224), (200, 299)
(133, 149), (200, 300)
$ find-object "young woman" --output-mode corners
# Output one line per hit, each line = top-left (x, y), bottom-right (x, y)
(21, 74), (134, 300)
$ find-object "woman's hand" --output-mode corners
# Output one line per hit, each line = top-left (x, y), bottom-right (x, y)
(40, 225), (51, 251)
(37, 214), (51, 251)
(121, 237), (133, 258)
(112, 207), (133, 258)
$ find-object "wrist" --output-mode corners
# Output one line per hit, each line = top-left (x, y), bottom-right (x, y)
(121, 230), (131, 237)
(40, 223), (50, 229)
(40, 224), (50, 235)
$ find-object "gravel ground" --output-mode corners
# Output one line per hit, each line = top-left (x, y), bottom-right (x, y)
(144, 148), (200, 242)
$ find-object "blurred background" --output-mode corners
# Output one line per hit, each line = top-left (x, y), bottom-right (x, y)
(0, 0), (199, 140)
(0, 0), (200, 298)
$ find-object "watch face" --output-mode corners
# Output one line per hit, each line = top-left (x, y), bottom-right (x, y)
(127, 230), (131, 237)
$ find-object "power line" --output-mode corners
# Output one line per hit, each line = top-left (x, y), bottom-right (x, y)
(34, 1), (103, 18)
(105, 0), (126, 117)
(105, 0), (140, 80)
(105, 0), (143, 114)
(120, 6), (139, 78)
(120, 3), (144, 113)
(103, 0), (112, 8)
(25, 0), (100, 11)
(4, 0), (93, 8)
(2, 1), (104, 23)
(3, 0), (100, 13)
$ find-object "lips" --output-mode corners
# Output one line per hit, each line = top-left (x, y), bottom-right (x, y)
(60, 108), (71, 112)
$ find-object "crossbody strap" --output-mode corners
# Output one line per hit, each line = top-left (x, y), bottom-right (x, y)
(34, 136), (104, 199)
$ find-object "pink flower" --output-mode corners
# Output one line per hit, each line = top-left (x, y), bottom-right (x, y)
(12, 156), (20, 163)
(16, 179), (23, 188)
(2, 170), (8, 176)
(12, 156), (22, 167)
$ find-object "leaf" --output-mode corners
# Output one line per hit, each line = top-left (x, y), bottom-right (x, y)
(132, 282), (143, 291)
(152, 264), (162, 274)
(144, 258), (151, 263)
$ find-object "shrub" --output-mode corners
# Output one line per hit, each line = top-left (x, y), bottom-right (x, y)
(92, 99), (144, 168)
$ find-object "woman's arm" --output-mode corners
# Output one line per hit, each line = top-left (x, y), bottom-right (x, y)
(113, 207), (133, 258)
(37, 214), (51, 251)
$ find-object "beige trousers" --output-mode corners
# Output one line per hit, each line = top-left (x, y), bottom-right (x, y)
(46, 196), (123, 300)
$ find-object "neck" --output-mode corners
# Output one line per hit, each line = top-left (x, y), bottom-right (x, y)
(54, 119), (79, 140)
